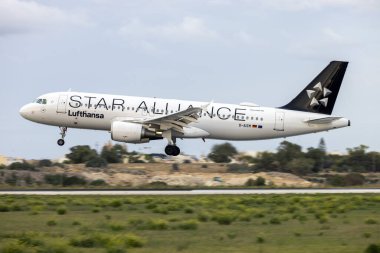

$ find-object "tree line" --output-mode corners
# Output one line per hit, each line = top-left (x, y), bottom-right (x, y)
(208, 139), (380, 174)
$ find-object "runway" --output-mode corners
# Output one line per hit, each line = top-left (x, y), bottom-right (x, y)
(0, 188), (380, 195)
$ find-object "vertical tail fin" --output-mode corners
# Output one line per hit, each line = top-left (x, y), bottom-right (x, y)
(281, 61), (348, 115)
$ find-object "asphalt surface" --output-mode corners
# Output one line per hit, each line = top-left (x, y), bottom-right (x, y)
(0, 188), (380, 195)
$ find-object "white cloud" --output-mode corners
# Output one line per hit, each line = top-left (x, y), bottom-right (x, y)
(286, 27), (357, 59)
(0, 0), (88, 36)
(258, 0), (380, 11)
(119, 17), (219, 42)
(322, 28), (344, 42)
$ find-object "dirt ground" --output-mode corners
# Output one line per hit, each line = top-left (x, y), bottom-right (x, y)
(62, 163), (316, 187)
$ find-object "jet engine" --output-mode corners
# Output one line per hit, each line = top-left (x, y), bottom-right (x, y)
(111, 121), (158, 143)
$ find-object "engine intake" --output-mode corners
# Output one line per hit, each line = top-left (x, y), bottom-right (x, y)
(111, 121), (157, 143)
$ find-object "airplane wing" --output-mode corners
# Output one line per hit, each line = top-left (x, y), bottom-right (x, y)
(143, 107), (203, 133)
(118, 102), (211, 133)
(305, 117), (342, 124)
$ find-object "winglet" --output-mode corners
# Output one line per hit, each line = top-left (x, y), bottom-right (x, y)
(201, 100), (213, 111)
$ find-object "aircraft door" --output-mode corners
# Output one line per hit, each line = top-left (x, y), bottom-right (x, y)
(57, 95), (68, 113)
(274, 111), (285, 131)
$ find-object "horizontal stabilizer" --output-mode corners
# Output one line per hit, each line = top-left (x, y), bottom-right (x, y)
(305, 117), (342, 124)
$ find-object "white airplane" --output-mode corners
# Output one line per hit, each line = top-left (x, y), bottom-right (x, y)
(20, 61), (350, 156)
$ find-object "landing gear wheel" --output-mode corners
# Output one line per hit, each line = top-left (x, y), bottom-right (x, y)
(57, 126), (67, 146)
(173, 146), (180, 156)
(57, 139), (65, 146)
(165, 145), (175, 156)
(165, 145), (181, 156)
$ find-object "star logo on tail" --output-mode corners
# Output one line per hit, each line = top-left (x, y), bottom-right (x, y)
(306, 82), (332, 108)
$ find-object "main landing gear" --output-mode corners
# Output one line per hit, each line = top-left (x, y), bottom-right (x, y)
(165, 145), (180, 156)
(57, 126), (67, 146)
(162, 130), (180, 156)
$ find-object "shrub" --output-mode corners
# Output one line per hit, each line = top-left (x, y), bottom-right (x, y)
(72, 221), (81, 226)
(44, 174), (62, 185)
(47, 220), (57, 226)
(107, 246), (126, 253)
(86, 157), (108, 168)
(38, 159), (53, 167)
(363, 233), (371, 238)
(153, 207), (169, 214)
(212, 211), (236, 225)
(124, 234), (145, 248)
(38, 242), (67, 253)
(109, 223), (125, 231)
(177, 220), (198, 230)
(70, 237), (97, 248)
(0, 205), (10, 212)
(90, 179), (107, 186)
(197, 212), (210, 222)
(145, 219), (168, 230)
(8, 162), (36, 171)
(56, 206), (67, 215)
(109, 200), (122, 208)
(255, 176), (266, 186)
(256, 236), (265, 243)
(327, 173), (365, 186)
(365, 244), (380, 253)
(62, 176), (87, 186)
(365, 218), (378, 225)
(184, 207), (194, 214)
(19, 234), (44, 246)
(269, 217), (281, 224)
(1, 242), (30, 253)
(44, 174), (87, 186)
(245, 177), (266, 186)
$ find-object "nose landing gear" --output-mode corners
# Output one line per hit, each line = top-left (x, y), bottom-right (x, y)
(57, 127), (67, 146)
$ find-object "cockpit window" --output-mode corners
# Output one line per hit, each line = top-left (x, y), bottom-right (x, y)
(35, 99), (47, 104)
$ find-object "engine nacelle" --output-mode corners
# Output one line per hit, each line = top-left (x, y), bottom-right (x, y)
(111, 121), (151, 143)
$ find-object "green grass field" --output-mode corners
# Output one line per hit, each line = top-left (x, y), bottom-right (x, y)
(0, 194), (379, 253)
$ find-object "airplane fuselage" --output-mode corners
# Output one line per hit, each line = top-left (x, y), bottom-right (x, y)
(19, 61), (351, 156)
(20, 91), (349, 141)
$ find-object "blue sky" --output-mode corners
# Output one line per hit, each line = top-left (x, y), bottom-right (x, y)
(0, 0), (379, 159)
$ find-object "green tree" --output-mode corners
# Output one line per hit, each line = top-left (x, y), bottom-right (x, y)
(253, 151), (279, 171)
(305, 147), (325, 173)
(100, 144), (128, 163)
(66, 145), (98, 164)
(208, 142), (238, 163)
(287, 158), (315, 176)
(344, 145), (370, 172)
(7, 162), (36, 171)
(276, 141), (303, 170)
(86, 157), (108, 168)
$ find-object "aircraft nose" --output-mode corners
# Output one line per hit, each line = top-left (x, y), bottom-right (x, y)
(19, 104), (30, 119)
